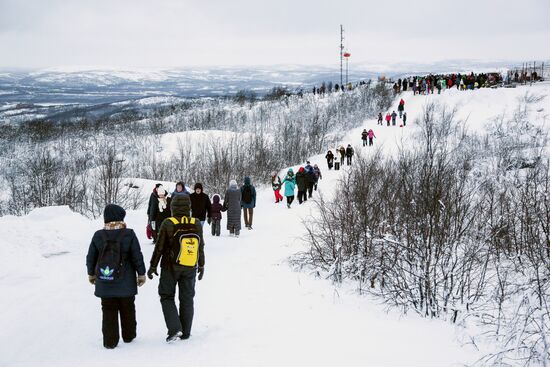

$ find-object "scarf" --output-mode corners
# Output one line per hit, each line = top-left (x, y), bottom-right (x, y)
(104, 221), (127, 230)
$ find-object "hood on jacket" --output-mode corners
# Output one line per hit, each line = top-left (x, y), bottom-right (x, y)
(194, 182), (203, 191)
(213, 194), (221, 204)
(171, 194), (191, 217)
(175, 181), (185, 192)
(244, 176), (251, 185)
(103, 204), (126, 223)
(229, 179), (238, 188)
(299, 167), (305, 173)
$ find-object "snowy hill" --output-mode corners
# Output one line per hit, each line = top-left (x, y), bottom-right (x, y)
(1, 82), (550, 366)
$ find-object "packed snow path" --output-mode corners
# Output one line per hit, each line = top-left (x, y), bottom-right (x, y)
(4, 84), (550, 367)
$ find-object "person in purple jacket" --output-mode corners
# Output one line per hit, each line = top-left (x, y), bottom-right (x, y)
(208, 194), (225, 236)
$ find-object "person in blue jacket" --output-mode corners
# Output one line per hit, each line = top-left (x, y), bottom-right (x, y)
(282, 168), (296, 208)
(86, 204), (146, 349)
(241, 176), (256, 230)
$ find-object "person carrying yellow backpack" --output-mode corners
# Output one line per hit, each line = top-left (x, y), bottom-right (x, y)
(147, 195), (205, 343)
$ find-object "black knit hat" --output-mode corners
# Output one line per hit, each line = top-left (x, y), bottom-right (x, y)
(171, 194), (191, 217)
(194, 182), (203, 191)
(103, 204), (126, 223)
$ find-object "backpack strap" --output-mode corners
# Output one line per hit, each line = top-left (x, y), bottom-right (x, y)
(168, 217), (179, 225)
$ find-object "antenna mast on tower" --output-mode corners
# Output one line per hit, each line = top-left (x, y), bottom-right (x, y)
(340, 24), (344, 87)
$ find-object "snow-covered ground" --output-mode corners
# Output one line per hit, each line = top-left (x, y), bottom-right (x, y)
(1, 82), (549, 367)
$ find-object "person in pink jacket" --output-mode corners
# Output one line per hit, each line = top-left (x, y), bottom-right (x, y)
(367, 129), (376, 146)
(385, 113), (391, 126)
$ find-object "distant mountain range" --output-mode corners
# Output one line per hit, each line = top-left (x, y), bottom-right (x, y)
(0, 59), (544, 123)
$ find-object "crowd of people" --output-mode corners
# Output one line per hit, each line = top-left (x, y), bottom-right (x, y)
(391, 72), (503, 95)
(272, 161), (322, 208)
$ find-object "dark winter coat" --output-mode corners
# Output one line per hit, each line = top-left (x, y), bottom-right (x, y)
(86, 205), (146, 298)
(150, 195), (205, 269)
(224, 183), (242, 231)
(190, 185), (212, 221)
(147, 191), (171, 229)
(305, 165), (316, 184)
(325, 151), (334, 163)
(361, 130), (368, 140)
(210, 194), (225, 220)
(272, 176), (282, 191)
(339, 147), (346, 158)
(240, 176), (256, 209)
(346, 146), (354, 157)
(296, 171), (308, 191)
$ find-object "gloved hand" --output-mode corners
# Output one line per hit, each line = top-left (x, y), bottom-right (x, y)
(197, 267), (205, 281)
(147, 267), (158, 280)
(88, 275), (96, 285)
(137, 275), (146, 287)
(207, 217), (212, 225)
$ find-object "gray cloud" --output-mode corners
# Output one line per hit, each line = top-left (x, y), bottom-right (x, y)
(0, 0), (549, 68)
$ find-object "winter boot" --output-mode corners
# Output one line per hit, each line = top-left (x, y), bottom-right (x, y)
(166, 331), (183, 343)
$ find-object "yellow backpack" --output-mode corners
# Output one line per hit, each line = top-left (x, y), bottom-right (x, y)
(168, 216), (200, 267)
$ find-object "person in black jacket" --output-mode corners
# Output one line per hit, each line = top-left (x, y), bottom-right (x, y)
(346, 144), (354, 165)
(190, 182), (212, 226)
(295, 167), (308, 204)
(147, 195), (205, 342)
(361, 129), (368, 147)
(147, 184), (171, 242)
(86, 204), (146, 349)
(325, 150), (335, 170)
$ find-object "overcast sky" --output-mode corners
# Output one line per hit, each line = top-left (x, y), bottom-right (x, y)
(1, 0), (549, 69)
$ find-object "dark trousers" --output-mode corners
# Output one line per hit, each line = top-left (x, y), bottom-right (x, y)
(362, 139), (367, 146)
(286, 196), (294, 206)
(327, 161), (333, 170)
(340, 156), (344, 165)
(307, 183), (314, 198)
(298, 190), (307, 204)
(211, 218), (221, 236)
(101, 296), (136, 348)
(347, 156), (352, 165)
(369, 137), (374, 146)
(159, 267), (196, 338)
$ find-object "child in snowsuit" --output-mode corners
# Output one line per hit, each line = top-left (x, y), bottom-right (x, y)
(271, 172), (283, 203)
(209, 194), (225, 236)
(282, 169), (296, 208)
(385, 113), (391, 126)
(403, 112), (407, 126)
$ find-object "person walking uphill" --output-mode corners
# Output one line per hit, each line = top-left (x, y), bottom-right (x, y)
(282, 168), (296, 208)
(190, 183), (212, 226)
(346, 144), (354, 165)
(147, 184), (171, 243)
(209, 194), (225, 236)
(325, 150), (335, 170)
(271, 172), (283, 203)
(147, 195), (205, 343)
(367, 129), (376, 146)
(391, 111), (397, 126)
(86, 204), (146, 349)
(241, 176), (256, 230)
(361, 129), (368, 147)
(385, 113), (391, 126)
(224, 180), (242, 237)
(338, 146), (346, 165)
(296, 167), (308, 204)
